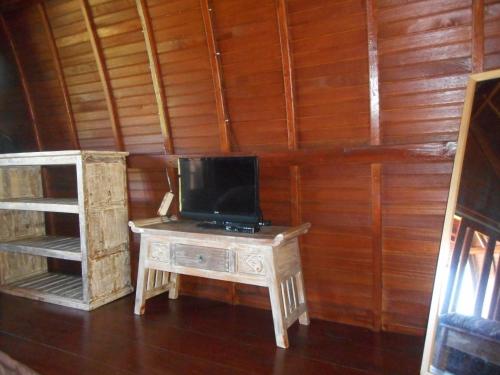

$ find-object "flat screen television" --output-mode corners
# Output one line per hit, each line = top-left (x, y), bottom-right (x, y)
(178, 156), (261, 225)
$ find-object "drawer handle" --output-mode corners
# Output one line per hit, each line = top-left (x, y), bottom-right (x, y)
(197, 255), (204, 263)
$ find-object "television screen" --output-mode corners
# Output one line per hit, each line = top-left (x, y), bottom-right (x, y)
(178, 156), (260, 224)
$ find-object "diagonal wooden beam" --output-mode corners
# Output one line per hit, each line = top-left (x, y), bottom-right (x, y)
(472, 0), (484, 73)
(136, 0), (174, 154)
(38, 2), (80, 150)
(0, 14), (42, 151)
(276, 0), (297, 151)
(78, 0), (124, 151)
(200, 0), (231, 152)
(366, 0), (380, 146)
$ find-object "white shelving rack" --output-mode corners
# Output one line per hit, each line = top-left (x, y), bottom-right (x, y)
(0, 150), (133, 310)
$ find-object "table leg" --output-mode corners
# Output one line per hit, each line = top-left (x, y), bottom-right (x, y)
(296, 271), (310, 325)
(168, 273), (179, 299)
(134, 240), (148, 315)
(268, 280), (289, 349)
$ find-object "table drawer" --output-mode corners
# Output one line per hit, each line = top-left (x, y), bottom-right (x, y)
(172, 244), (234, 272)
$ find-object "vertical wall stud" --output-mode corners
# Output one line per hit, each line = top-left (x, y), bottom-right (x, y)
(371, 163), (382, 331)
(472, 0), (484, 73)
(38, 3), (80, 150)
(200, 0), (231, 152)
(367, 0), (383, 331)
(79, 0), (124, 151)
(367, 0), (380, 146)
(136, 0), (174, 154)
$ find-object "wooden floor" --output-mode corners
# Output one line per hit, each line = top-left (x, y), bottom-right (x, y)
(0, 293), (424, 374)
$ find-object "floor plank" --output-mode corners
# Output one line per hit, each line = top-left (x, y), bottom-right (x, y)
(0, 294), (424, 374)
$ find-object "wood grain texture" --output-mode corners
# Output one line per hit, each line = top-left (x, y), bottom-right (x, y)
(367, 0), (380, 146)
(0, 151), (132, 310)
(38, 2), (80, 149)
(473, 0), (485, 73)
(276, 0), (297, 150)
(135, 0), (174, 154)
(0, 18), (37, 152)
(2, 0), (495, 336)
(79, 0), (123, 151)
(0, 15), (42, 151)
(200, 0), (231, 152)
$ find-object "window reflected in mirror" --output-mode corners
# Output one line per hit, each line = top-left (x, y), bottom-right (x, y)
(427, 76), (500, 375)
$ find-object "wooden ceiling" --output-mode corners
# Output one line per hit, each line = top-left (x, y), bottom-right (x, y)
(0, 0), (499, 336)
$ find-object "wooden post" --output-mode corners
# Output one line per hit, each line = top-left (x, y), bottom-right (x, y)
(472, 0), (484, 73)
(276, 0), (297, 151)
(367, 0), (382, 331)
(200, 0), (231, 152)
(450, 227), (475, 311)
(38, 3), (80, 150)
(79, 0), (124, 151)
(371, 163), (382, 330)
(290, 165), (301, 226)
(135, 0), (174, 154)
(489, 257), (500, 319)
(366, 0), (380, 146)
(0, 15), (42, 151)
(474, 235), (496, 316)
(441, 221), (468, 314)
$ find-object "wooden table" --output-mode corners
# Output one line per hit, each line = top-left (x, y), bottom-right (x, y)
(129, 218), (310, 348)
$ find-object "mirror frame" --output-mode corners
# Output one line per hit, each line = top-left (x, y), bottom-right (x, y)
(420, 68), (500, 375)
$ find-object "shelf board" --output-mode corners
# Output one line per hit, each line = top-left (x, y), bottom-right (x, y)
(0, 272), (87, 310)
(0, 236), (82, 261)
(0, 198), (79, 213)
(0, 150), (128, 166)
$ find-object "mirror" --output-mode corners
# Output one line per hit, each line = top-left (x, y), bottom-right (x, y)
(421, 69), (500, 375)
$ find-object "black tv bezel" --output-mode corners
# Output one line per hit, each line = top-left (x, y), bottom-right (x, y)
(178, 156), (261, 225)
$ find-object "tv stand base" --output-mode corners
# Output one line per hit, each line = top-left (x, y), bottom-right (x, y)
(129, 219), (311, 348)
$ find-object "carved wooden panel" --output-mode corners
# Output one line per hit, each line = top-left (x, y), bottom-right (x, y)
(149, 242), (170, 263)
(237, 251), (266, 276)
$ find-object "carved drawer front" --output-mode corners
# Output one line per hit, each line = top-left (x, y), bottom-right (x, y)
(172, 244), (234, 272)
(149, 242), (170, 263)
(237, 252), (266, 276)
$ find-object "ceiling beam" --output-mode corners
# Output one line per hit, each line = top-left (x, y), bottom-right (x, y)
(78, 0), (124, 151)
(200, 0), (231, 152)
(136, 0), (174, 154)
(276, 0), (297, 151)
(38, 2), (80, 150)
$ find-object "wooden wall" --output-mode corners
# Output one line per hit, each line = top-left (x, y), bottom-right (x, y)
(1, 0), (499, 335)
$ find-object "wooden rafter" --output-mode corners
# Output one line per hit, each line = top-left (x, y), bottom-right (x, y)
(0, 14), (42, 150)
(38, 2), (80, 150)
(472, 81), (500, 120)
(472, 0), (484, 73)
(276, 0), (297, 151)
(366, 0), (380, 146)
(78, 0), (124, 151)
(136, 0), (174, 154)
(200, 0), (231, 152)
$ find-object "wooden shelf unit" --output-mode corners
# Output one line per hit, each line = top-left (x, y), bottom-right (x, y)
(0, 150), (133, 310)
